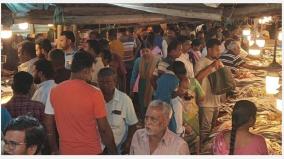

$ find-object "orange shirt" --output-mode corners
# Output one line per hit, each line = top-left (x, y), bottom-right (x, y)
(109, 40), (124, 58)
(50, 79), (106, 155)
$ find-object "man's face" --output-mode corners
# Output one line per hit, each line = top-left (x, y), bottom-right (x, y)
(170, 44), (182, 59)
(167, 30), (176, 39)
(233, 43), (241, 55)
(98, 75), (116, 95)
(208, 45), (221, 59)
(4, 130), (35, 155)
(145, 106), (168, 136)
(182, 42), (191, 53)
(17, 46), (26, 63)
(59, 35), (69, 50)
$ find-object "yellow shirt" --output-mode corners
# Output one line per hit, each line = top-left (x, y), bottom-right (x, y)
(109, 40), (124, 58)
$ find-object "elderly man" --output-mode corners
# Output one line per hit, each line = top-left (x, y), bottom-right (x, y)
(130, 100), (190, 155)
(98, 68), (138, 154)
(3, 115), (47, 155)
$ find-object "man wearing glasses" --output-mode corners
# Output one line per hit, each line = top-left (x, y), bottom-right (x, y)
(2, 115), (46, 155)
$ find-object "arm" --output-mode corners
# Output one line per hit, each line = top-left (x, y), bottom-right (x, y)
(240, 63), (267, 70)
(43, 114), (59, 154)
(195, 64), (214, 84)
(162, 39), (168, 58)
(121, 124), (137, 154)
(97, 117), (118, 154)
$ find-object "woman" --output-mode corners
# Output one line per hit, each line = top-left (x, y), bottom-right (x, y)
(213, 100), (268, 155)
(130, 42), (160, 119)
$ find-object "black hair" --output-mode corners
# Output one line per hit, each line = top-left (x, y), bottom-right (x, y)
(229, 100), (257, 155)
(206, 38), (221, 49)
(12, 71), (33, 94)
(37, 39), (52, 53)
(144, 32), (155, 48)
(152, 25), (162, 33)
(89, 30), (99, 39)
(71, 50), (94, 73)
(34, 59), (54, 79)
(102, 49), (113, 64)
(171, 61), (186, 76)
(98, 39), (110, 51)
(98, 67), (117, 79)
(4, 115), (47, 155)
(48, 49), (65, 66)
(61, 31), (75, 43)
(167, 39), (182, 53)
(191, 38), (201, 47)
(177, 35), (188, 44)
(20, 40), (36, 58)
(87, 40), (100, 55)
(108, 29), (117, 39)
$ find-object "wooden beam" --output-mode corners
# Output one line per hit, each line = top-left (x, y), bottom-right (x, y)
(223, 4), (282, 18)
(112, 4), (222, 21)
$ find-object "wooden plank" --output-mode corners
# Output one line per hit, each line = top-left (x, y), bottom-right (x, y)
(112, 4), (222, 21)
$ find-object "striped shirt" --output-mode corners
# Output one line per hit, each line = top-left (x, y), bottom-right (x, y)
(220, 50), (245, 72)
(120, 35), (135, 61)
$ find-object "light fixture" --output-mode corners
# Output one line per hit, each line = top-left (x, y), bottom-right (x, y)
(276, 99), (282, 112)
(278, 31), (282, 41)
(1, 30), (12, 39)
(249, 40), (255, 46)
(265, 73), (280, 94)
(242, 29), (250, 36)
(18, 22), (29, 30)
(256, 38), (265, 48)
(249, 43), (261, 56)
(48, 24), (54, 27)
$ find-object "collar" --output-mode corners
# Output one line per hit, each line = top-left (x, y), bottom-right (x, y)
(112, 88), (120, 102)
(142, 128), (171, 147)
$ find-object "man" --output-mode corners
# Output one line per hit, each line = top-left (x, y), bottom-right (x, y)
(165, 26), (178, 44)
(130, 100), (190, 155)
(47, 49), (71, 84)
(58, 31), (76, 69)
(98, 68), (138, 154)
(220, 40), (268, 73)
(36, 38), (52, 59)
(189, 38), (202, 66)
(152, 25), (168, 58)
(195, 39), (224, 144)
(151, 39), (182, 89)
(32, 59), (56, 104)
(89, 30), (100, 41)
(2, 71), (44, 122)
(3, 115), (46, 155)
(17, 40), (38, 75)
(44, 50), (117, 155)
(119, 27), (135, 62)
(108, 29), (124, 58)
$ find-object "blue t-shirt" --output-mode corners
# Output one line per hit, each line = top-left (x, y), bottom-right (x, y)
(155, 73), (179, 104)
(1, 108), (12, 132)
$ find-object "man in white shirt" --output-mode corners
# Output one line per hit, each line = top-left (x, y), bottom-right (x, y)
(195, 39), (224, 144)
(17, 41), (38, 75)
(176, 37), (194, 78)
(32, 59), (56, 104)
(98, 68), (138, 154)
(58, 31), (76, 69)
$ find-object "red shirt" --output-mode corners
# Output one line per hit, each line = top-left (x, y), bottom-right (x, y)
(50, 79), (106, 155)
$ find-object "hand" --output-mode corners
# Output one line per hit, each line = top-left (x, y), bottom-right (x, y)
(185, 125), (193, 134)
(121, 140), (131, 154)
(211, 60), (224, 70)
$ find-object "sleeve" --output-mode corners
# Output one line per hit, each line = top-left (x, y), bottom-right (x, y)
(178, 141), (190, 155)
(93, 90), (107, 119)
(130, 58), (141, 87)
(124, 95), (138, 126)
(171, 97), (184, 135)
(44, 91), (54, 115)
(233, 55), (245, 68)
(129, 130), (139, 155)
(31, 90), (44, 104)
(194, 60), (204, 76)
(162, 39), (168, 58)
(192, 78), (205, 99)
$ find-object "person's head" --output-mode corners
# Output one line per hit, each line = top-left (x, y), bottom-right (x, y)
(101, 49), (112, 66)
(108, 29), (117, 41)
(12, 71), (33, 95)
(167, 39), (182, 59)
(33, 59), (54, 84)
(59, 31), (75, 50)
(224, 38), (235, 50)
(145, 100), (173, 136)
(89, 30), (99, 40)
(191, 38), (202, 51)
(35, 39), (52, 59)
(229, 100), (257, 155)
(127, 27), (134, 37)
(86, 40), (100, 56)
(98, 39), (110, 51)
(152, 25), (162, 34)
(171, 61), (187, 79)
(206, 38), (221, 59)
(70, 50), (94, 81)
(196, 31), (205, 40)
(145, 32), (155, 49)
(97, 67), (117, 96)
(177, 36), (191, 53)
(3, 115), (46, 155)
(227, 40), (241, 55)
(167, 26), (177, 39)
(17, 40), (36, 63)
(48, 49), (65, 70)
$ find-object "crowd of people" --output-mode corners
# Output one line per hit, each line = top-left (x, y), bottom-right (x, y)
(1, 23), (271, 155)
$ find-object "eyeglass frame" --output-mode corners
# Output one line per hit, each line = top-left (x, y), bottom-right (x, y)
(3, 139), (27, 150)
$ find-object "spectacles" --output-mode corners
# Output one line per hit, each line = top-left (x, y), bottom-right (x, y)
(3, 139), (26, 150)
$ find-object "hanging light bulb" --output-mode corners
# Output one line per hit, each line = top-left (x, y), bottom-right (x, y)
(1, 30), (12, 39)
(18, 23), (29, 30)
(242, 28), (251, 36)
(265, 72), (280, 94)
(278, 31), (282, 41)
(249, 40), (255, 46)
(256, 37), (265, 48)
(249, 43), (261, 56)
(48, 24), (54, 27)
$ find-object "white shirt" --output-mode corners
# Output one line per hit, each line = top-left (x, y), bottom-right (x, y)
(91, 57), (105, 84)
(18, 57), (38, 75)
(65, 51), (76, 69)
(201, 47), (207, 57)
(162, 39), (168, 58)
(171, 97), (185, 136)
(106, 88), (138, 145)
(32, 80), (57, 105)
(176, 53), (194, 78)
(194, 57), (221, 108)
